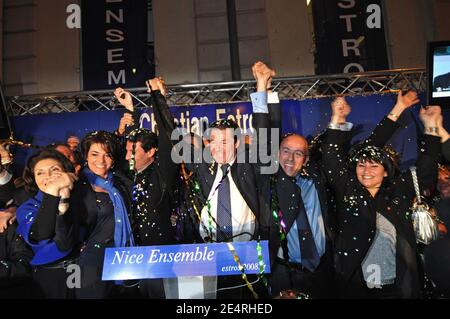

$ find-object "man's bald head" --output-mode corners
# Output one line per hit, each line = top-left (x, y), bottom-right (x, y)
(279, 134), (309, 177)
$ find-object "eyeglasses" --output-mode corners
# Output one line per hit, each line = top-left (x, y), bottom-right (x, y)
(280, 147), (308, 158)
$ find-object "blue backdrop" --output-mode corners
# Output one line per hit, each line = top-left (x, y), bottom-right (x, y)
(10, 93), (450, 175)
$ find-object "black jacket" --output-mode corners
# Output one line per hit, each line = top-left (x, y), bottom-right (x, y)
(252, 103), (349, 264)
(75, 170), (133, 265)
(184, 148), (271, 243)
(28, 192), (81, 253)
(21, 170), (132, 266)
(322, 117), (441, 298)
(181, 112), (273, 243)
(125, 90), (179, 246)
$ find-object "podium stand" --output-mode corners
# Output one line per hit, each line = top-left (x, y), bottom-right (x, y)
(163, 276), (217, 299)
(102, 241), (270, 299)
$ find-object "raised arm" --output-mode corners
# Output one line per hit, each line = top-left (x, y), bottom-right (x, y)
(251, 61), (275, 130)
(364, 90), (420, 148)
(146, 77), (176, 150)
(321, 97), (353, 194)
(437, 114), (450, 161)
(413, 105), (444, 191)
(146, 77), (179, 183)
(250, 61), (278, 171)
(114, 87), (136, 137)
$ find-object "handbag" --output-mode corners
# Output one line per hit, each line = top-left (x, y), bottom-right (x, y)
(410, 167), (439, 245)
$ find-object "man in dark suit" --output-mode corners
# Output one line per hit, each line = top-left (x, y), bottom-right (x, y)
(179, 93), (273, 299)
(250, 61), (354, 298)
(114, 78), (179, 298)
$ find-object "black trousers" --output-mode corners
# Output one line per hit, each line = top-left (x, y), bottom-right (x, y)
(32, 267), (75, 299)
(75, 265), (114, 299)
(138, 279), (166, 299)
(269, 254), (336, 299)
(338, 268), (400, 299)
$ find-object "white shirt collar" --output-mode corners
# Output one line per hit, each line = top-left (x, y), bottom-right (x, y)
(136, 160), (153, 174)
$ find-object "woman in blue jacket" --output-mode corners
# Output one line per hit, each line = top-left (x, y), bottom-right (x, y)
(16, 149), (79, 298)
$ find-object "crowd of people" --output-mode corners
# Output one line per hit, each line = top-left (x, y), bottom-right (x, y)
(0, 62), (449, 299)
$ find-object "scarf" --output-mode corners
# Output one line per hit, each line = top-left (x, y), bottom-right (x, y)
(83, 167), (134, 248)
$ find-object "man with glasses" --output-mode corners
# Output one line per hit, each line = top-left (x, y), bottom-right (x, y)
(250, 61), (353, 298)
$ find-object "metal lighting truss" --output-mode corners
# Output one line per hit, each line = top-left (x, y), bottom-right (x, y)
(5, 68), (426, 116)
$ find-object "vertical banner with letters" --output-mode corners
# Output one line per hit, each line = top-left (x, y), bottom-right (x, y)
(311, 0), (388, 74)
(81, 0), (154, 90)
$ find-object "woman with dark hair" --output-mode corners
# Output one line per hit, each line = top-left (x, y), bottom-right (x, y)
(322, 92), (445, 298)
(16, 149), (79, 298)
(75, 130), (134, 299)
(0, 142), (84, 241)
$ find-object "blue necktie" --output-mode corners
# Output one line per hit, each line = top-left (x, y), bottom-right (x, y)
(216, 164), (232, 242)
(296, 196), (320, 272)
